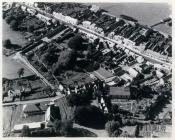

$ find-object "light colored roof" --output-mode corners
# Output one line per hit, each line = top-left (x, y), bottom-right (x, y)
(109, 86), (130, 96)
(93, 67), (114, 80)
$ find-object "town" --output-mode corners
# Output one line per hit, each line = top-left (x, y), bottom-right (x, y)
(2, 2), (172, 137)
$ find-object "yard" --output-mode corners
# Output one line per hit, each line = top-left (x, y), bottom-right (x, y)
(3, 75), (55, 103)
(57, 70), (94, 86)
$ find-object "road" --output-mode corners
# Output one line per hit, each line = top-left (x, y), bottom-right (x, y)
(19, 3), (172, 69)
(3, 94), (63, 106)
(13, 52), (55, 89)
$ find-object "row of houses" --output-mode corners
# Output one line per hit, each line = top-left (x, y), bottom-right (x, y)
(53, 11), (78, 25)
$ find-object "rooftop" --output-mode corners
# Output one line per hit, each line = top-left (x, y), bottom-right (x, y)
(109, 86), (130, 97)
(93, 67), (114, 80)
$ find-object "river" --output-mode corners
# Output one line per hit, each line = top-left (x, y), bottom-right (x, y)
(91, 3), (172, 35)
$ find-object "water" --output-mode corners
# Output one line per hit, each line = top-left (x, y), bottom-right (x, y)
(91, 3), (172, 35)
(2, 20), (33, 79)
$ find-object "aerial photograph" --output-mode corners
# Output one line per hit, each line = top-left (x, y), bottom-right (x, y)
(2, 2), (172, 137)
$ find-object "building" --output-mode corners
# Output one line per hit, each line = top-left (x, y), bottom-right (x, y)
(90, 5), (100, 13)
(82, 21), (91, 28)
(65, 16), (78, 25)
(53, 12), (66, 21)
(92, 67), (116, 83)
(12, 103), (61, 132)
(109, 86), (130, 99)
(36, 14), (51, 25)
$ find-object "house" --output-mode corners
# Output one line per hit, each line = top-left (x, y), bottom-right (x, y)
(90, 5), (100, 13)
(120, 73), (133, 81)
(156, 70), (164, 78)
(127, 67), (139, 78)
(36, 14), (51, 25)
(53, 12), (66, 21)
(12, 103), (61, 132)
(65, 16), (78, 25)
(109, 86), (130, 99)
(21, 5), (27, 11)
(82, 21), (91, 28)
(26, 8), (36, 15)
(93, 67), (116, 83)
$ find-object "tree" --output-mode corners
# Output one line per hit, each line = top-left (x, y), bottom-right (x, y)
(135, 125), (140, 137)
(3, 12), (7, 19)
(111, 129), (122, 137)
(53, 119), (73, 136)
(3, 39), (11, 49)
(105, 120), (121, 136)
(66, 93), (80, 107)
(111, 104), (119, 114)
(10, 19), (18, 30)
(53, 119), (62, 136)
(5, 15), (14, 24)
(60, 120), (73, 136)
(53, 50), (77, 75)
(17, 68), (24, 78)
(68, 34), (84, 50)
(27, 25), (34, 32)
(74, 105), (106, 128)
(41, 50), (58, 66)
(21, 125), (31, 137)
(66, 92), (92, 107)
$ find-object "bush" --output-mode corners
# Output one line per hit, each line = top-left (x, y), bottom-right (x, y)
(27, 25), (34, 32)
(31, 128), (56, 137)
(74, 105), (106, 129)
(53, 119), (73, 136)
(3, 39), (11, 49)
(3, 12), (7, 19)
(6, 15), (14, 24)
(111, 104), (119, 114)
(66, 93), (80, 107)
(68, 34), (84, 50)
(105, 120), (121, 136)
(21, 125), (31, 137)
(53, 50), (77, 75)
(10, 19), (18, 30)
(110, 129), (122, 137)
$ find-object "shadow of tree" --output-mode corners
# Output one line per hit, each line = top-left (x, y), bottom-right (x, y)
(70, 127), (97, 137)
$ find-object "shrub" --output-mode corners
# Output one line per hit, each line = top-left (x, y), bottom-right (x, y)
(110, 129), (122, 137)
(6, 15), (14, 24)
(21, 125), (31, 137)
(31, 128), (56, 137)
(3, 39), (11, 49)
(68, 34), (84, 50)
(10, 19), (18, 30)
(53, 119), (73, 136)
(105, 120), (121, 136)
